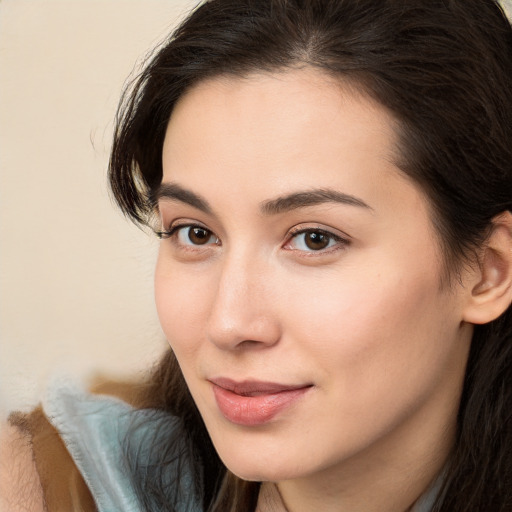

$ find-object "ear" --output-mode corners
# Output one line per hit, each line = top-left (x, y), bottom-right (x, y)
(462, 211), (512, 325)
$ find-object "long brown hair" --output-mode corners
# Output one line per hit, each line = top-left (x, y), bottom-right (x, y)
(109, 1), (512, 510)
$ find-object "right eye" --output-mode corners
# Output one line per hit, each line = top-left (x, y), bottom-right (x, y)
(157, 224), (220, 247)
(177, 225), (218, 246)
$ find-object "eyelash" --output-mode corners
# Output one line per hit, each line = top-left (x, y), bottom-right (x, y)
(155, 223), (349, 255)
(285, 226), (349, 254)
(156, 223), (220, 246)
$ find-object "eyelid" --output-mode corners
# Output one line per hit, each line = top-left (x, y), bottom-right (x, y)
(155, 220), (220, 244)
(155, 217), (203, 238)
(284, 224), (351, 253)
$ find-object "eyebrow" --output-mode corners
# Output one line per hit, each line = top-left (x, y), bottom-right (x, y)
(260, 188), (373, 215)
(150, 183), (213, 214)
(151, 182), (372, 216)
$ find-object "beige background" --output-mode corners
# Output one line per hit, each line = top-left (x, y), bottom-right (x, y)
(0, 0), (198, 419)
(1, 0), (511, 419)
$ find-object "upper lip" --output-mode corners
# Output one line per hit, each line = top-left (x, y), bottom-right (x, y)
(209, 377), (312, 396)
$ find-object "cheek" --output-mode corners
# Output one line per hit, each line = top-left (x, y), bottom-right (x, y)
(276, 262), (464, 460)
(154, 255), (213, 357)
(283, 256), (457, 390)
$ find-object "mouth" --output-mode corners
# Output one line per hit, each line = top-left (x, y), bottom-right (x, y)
(209, 378), (313, 426)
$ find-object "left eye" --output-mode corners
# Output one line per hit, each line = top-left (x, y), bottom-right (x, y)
(288, 230), (339, 251)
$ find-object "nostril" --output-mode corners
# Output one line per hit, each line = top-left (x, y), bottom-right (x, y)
(236, 339), (271, 350)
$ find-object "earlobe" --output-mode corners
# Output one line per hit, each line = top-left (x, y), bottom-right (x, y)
(462, 211), (512, 325)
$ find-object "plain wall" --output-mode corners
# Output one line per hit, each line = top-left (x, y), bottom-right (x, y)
(1, 0), (511, 419)
(0, 0), (198, 419)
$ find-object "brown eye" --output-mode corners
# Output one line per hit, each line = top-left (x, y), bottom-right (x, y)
(287, 228), (343, 253)
(187, 226), (215, 245)
(304, 231), (330, 250)
(159, 224), (218, 246)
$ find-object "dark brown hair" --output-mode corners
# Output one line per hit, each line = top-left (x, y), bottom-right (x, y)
(109, 1), (512, 510)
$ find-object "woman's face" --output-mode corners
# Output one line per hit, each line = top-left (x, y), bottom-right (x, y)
(154, 69), (473, 483)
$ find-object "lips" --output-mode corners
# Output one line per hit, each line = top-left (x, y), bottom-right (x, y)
(209, 378), (312, 426)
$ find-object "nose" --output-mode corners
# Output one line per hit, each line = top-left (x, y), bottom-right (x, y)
(206, 251), (281, 351)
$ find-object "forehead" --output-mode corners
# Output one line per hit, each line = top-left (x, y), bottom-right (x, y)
(162, 69), (404, 196)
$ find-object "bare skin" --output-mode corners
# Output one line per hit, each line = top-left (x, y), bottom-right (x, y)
(0, 422), (45, 512)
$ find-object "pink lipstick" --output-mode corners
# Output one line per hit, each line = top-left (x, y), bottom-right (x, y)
(210, 378), (311, 426)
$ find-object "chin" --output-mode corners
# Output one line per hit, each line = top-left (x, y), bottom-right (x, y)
(217, 448), (308, 483)
(228, 465), (296, 483)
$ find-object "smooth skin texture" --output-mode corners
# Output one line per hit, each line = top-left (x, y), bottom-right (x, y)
(154, 69), (510, 512)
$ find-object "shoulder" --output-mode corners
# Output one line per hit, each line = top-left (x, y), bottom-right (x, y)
(0, 382), (146, 512)
(0, 419), (46, 512)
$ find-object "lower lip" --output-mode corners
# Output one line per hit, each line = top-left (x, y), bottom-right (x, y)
(211, 384), (310, 426)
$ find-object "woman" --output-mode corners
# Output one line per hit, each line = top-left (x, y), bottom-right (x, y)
(2, 0), (511, 511)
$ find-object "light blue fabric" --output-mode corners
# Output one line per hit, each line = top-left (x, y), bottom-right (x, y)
(412, 473), (443, 512)
(43, 381), (202, 512)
